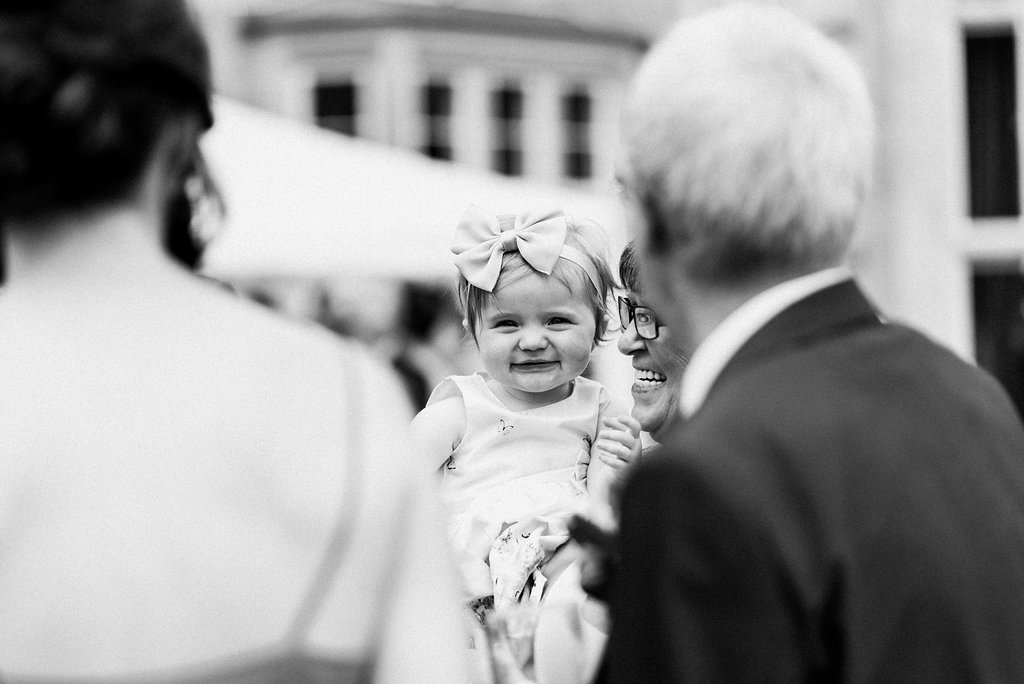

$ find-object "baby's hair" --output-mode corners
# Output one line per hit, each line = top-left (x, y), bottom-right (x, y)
(457, 215), (616, 346)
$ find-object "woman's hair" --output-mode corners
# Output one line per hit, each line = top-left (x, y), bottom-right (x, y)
(458, 216), (616, 346)
(618, 240), (640, 293)
(0, 0), (213, 220)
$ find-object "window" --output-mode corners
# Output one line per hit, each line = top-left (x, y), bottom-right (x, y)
(315, 81), (358, 136)
(973, 270), (1024, 418)
(965, 32), (1019, 217)
(422, 80), (453, 161)
(491, 83), (523, 176)
(562, 87), (592, 180)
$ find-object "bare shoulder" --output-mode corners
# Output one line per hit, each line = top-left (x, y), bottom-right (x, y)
(185, 284), (364, 386)
(183, 285), (412, 467)
(411, 394), (466, 470)
(413, 394), (465, 431)
(204, 289), (342, 359)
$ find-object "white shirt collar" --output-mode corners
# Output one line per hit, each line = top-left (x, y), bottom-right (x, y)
(679, 267), (852, 418)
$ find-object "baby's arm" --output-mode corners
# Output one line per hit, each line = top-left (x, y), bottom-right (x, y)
(410, 395), (466, 473)
(585, 392), (642, 507)
(593, 414), (643, 473)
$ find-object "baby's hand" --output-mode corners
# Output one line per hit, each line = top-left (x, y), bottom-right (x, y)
(593, 415), (642, 472)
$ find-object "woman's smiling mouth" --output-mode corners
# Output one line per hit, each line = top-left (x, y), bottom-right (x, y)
(634, 367), (667, 389)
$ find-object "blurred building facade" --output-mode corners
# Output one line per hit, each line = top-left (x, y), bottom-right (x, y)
(193, 0), (1024, 413)
(198, 0), (676, 192)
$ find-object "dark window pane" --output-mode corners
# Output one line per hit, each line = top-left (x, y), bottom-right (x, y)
(315, 82), (358, 136)
(491, 84), (523, 175)
(425, 145), (453, 160)
(493, 87), (523, 120)
(423, 82), (452, 116)
(492, 149), (523, 176)
(973, 270), (1024, 419)
(422, 80), (453, 160)
(563, 91), (591, 122)
(965, 32), (1019, 217)
(562, 88), (592, 179)
(564, 151), (592, 179)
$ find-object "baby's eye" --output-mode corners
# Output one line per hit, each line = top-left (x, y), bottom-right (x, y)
(492, 319), (517, 328)
(548, 317), (572, 326)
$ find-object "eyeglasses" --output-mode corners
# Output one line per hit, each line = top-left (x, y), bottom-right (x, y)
(617, 296), (660, 340)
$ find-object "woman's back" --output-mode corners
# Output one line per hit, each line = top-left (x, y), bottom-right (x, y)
(0, 2), (468, 678)
(0, 248), (468, 681)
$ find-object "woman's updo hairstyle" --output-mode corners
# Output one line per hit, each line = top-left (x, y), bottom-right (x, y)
(0, 0), (213, 220)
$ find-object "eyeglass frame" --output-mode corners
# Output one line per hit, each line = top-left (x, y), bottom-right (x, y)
(617, 295), (660, 340)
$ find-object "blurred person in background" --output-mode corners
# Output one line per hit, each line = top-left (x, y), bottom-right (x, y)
(0, 2), (469, 682)
(606, 3), (1024, 682)
(390, 281), (472, 411)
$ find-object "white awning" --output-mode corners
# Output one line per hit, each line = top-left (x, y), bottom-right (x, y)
(200, 97), (629, 283)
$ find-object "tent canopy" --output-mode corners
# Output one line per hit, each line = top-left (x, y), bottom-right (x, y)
(200, 98), (629, 283)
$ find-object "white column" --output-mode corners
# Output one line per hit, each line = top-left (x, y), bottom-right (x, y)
(452, 67), (492, 170)
(191, 5), (246, 102)
(853, 0), (973, 357)
(278, 63), (317, 122)
(246, 37), (296, 114)
(367, 32), (421, 147)
(363, 34), (392, 143)
(590, 79), (625, 192)
(522, 72), (561, 183)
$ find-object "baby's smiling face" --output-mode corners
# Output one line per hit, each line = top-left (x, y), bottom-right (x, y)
(476, 270), (596, 408)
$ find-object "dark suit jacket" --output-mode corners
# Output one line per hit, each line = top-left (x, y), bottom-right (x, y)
(605, 280), (1024, 683)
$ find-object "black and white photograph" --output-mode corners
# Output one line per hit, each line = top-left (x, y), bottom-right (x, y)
(2, 1), (1023, 682)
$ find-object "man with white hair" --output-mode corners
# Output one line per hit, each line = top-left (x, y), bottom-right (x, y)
(605, 3), (1024, 682)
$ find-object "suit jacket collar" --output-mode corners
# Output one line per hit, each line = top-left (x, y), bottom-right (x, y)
(701, 279), (882, 414)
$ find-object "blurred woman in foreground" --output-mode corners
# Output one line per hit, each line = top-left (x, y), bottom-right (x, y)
(0, 2), (468, 682)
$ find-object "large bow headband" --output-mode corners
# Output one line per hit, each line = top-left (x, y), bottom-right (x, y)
(451, 205), (601, 293)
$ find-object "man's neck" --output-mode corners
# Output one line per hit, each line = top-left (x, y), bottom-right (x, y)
(677, 269), (808, 347)
(679, 266), (853, 417)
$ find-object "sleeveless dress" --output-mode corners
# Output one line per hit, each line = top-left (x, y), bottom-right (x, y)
(429, 373), (609, 599)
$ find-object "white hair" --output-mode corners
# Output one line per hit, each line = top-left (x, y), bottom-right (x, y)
(622, 2), (875, 284)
